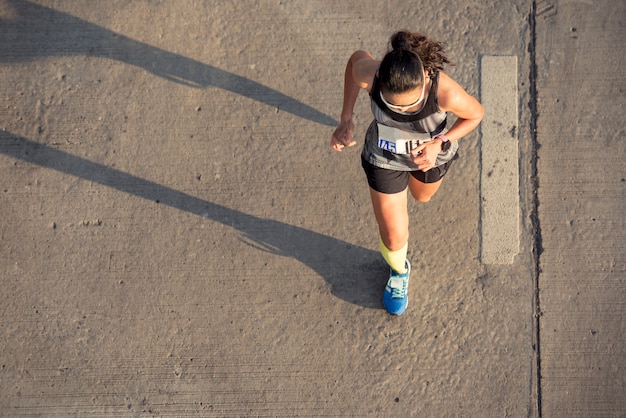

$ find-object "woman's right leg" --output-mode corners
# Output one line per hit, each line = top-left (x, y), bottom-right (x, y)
(369, 186), (412, 315)
(361, 158), (411, 273)
(368, 186), (410, 273)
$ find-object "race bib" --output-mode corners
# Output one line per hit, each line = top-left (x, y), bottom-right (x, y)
(376, 123), (433, 155)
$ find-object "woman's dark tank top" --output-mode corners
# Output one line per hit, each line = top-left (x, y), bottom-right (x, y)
(361, 72), (458, 171)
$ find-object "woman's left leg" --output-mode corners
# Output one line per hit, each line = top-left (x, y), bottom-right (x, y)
(408, 175), (443, 202)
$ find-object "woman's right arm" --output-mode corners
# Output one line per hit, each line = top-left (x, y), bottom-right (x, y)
(330, 50), (378, 152)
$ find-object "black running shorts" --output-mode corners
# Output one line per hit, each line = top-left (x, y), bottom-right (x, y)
(361, 156), (456, 194)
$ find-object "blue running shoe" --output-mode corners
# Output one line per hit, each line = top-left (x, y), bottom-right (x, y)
(383, 259), (411, 315)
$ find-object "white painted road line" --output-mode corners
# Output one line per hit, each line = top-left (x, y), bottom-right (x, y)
(479, 55), (520, 264)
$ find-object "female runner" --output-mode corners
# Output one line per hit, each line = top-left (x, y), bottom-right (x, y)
(331, 30), (484, 315)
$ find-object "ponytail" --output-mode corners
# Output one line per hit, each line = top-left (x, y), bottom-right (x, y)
(379, 30), (453, 93)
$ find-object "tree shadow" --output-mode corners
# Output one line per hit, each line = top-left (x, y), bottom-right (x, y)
(0, 0), (336, 127)
(0, 131), (385, 309)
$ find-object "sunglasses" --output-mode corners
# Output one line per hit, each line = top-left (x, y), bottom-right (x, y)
(379, 84), (426, 112)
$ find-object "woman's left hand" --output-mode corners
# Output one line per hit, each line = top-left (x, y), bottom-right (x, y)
(410, 140), (441, 172)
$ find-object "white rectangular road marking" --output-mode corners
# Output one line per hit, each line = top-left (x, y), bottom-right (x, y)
(479, 55), (519, 264)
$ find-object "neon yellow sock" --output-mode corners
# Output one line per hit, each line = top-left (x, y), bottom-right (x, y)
(379, 238), (408, 274)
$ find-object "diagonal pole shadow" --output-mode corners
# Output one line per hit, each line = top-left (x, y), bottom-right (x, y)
(0, 131), (385, 309)
(0, 0), (336, 127)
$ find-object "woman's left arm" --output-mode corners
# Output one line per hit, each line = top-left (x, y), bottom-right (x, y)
(437, 72), (484, 142)
(411, 72), (484, 171)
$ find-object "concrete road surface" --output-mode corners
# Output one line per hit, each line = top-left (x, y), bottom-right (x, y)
(1, 0), (624, 416)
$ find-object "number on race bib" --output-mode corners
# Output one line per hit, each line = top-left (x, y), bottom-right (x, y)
(378, 139), (397, 153)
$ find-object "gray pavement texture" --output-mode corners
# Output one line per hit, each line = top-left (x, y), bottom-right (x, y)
(480, 55), (520, 265)
(534, 1), (626, 416)
(0, 0), (623, 417)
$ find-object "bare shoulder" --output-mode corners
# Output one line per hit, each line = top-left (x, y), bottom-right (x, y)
(436, 72), (466, 101)
(436, 71), (482, 116)
(350, 50), (380, 92)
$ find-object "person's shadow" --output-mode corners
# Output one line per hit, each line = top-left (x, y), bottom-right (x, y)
(0, 2), (383, 308)
(0, 131), (386, 309)
(0, 0), (336, 127)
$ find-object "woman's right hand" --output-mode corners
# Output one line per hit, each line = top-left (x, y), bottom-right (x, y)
(330, 119), (356, 152)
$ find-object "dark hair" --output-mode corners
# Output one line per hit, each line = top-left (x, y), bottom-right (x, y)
(379, 31), (453, 94)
